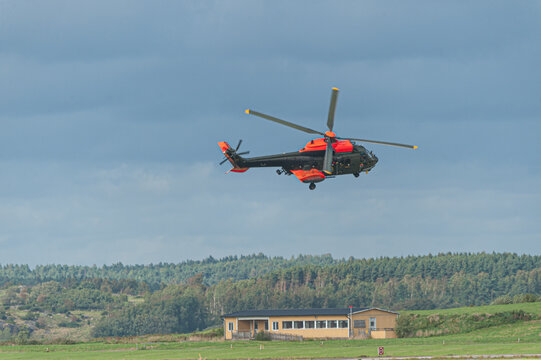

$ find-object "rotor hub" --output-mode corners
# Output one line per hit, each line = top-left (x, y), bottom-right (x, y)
(324, 131), (336, 138)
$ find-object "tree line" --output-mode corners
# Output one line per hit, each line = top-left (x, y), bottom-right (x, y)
(0, 253), (338, 289)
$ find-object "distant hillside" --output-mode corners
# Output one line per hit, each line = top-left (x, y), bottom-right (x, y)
(397, 302), (541, 338)
(1, 252), (540, 340)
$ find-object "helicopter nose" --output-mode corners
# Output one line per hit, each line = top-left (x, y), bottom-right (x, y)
(369, 152), (378, 164)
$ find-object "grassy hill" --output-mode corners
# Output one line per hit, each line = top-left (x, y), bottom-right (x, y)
(397, 301), (541, 338)
(404, 301), (541, 316)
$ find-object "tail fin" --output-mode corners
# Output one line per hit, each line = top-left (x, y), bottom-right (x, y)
(218, 141), (249, 173)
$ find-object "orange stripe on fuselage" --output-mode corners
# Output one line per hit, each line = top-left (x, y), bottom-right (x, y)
(298, 138), (353, 153)
(291, 169), (325, 183)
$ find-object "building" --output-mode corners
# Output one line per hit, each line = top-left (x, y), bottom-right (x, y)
(222, 307), (398, 340)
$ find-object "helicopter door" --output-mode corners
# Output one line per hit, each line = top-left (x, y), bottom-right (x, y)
(350, 154), (361, 174)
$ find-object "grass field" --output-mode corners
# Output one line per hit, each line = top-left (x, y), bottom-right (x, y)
(0, 338), (539, 360)
(0, 302), (540, 359)
(0, 322), (540, 360)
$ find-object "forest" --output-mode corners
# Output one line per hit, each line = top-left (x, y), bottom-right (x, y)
(0, 252), (540, 339)
(0, 253), (338, 289)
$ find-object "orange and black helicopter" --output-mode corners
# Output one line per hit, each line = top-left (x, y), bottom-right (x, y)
(218, 87), (417, 190)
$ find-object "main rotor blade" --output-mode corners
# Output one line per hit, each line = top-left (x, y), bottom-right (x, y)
(235, 139), (242, 151)
(245, 109), (325, 136)
(339, 137), (418, 149)
(219, 158), (229, 165)
(327, 87), (339, 131)
(322, 141), (334, 175)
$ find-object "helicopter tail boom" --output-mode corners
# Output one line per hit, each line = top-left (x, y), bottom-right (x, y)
(218, 141), (249, 173)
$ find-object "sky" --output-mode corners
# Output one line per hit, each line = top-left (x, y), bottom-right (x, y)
(0, 1), (540, 266)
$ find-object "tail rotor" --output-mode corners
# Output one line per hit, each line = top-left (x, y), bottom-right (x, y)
(218, 140), (250, 173)
(234, 139), (250, 156)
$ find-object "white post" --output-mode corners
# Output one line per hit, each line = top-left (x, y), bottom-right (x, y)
(349, 306), (353, 338)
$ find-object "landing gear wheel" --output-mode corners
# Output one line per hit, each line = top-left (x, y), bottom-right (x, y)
(353, 173), (359, 178)
(309, 183), (316, 190)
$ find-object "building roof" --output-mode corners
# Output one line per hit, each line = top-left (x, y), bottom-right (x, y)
(223, 307), (370, 318)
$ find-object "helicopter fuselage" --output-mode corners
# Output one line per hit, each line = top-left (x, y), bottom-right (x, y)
(233, 139), (379, 178)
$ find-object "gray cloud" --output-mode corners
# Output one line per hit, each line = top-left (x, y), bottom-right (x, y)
(0, 1), (539, 265)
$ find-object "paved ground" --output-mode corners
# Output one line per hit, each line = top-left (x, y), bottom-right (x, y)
(354, 355), (541, 360)
(312, 355), (541, 360)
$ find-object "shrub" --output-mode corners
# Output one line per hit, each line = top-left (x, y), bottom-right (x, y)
(58, 321), (80, 328)
(491, 295), (513, 305)
(255, 332), (271, 341)
(396, 314), (415, 338)
(513, 294), (539, 303)
(492, 293), (540, 305)
(21, 312), (38, 321)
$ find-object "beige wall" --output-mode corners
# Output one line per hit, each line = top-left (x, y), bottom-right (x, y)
(371, 330), (397, 339)
(352, 309), (397, 329)
(351, 309), (397, 339)
(223, 317), (237, 339)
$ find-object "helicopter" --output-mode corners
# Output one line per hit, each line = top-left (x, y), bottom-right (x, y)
(218, 87), (417, 190)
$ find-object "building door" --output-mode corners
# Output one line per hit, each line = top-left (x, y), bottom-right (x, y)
(369, 317), (376, 331)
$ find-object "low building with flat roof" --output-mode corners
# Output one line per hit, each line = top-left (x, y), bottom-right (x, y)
(222, 307), (398, 340)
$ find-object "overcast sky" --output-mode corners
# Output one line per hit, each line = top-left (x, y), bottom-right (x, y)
(0, 1), (540, 266)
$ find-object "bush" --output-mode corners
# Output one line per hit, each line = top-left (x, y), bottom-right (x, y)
(14, 327), (30, 345)
(396, 314), (415, 338)
(491, 295), (512, 305)
(492, 293), (540, 305)
(58, 321), (80, 328)
(255, 332), (271, 341)
(214, 327), (224, 337)
(21, 312), (38, 321)
(513, 294), (539, 303)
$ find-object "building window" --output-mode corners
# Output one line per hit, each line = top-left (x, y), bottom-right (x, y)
(254, 322), (258, 330)
(316, 320), (327, 329)
(305, 321), (315, 329)
(338, 320), (348, 328)
(293, 321), (304, 329)
(369, 317), (376, 330)
(328, 320), (337, 328)
(228, 322), (233, 331)
(272, 321), (279, 331)
(265, 321), (269, 331)
(353, 320), (366, 328)
(282, 321), (292, 329)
